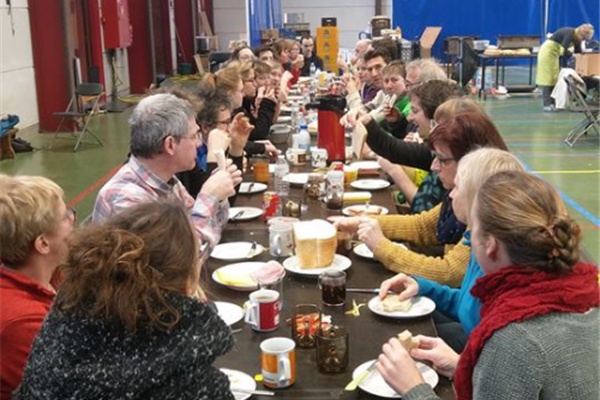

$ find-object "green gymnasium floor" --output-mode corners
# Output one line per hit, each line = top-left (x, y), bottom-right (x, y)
(1, 91), (599, 263)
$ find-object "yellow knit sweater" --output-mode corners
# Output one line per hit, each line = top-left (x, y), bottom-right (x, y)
(372, 204), (469, 287)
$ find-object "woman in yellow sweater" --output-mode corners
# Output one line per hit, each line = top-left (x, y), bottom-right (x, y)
(336, 112), (507, 287)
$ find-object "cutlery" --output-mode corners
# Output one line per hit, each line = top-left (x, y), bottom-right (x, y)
(246, 241), (258, 258)
(231, 210), (245, 220)
(232, 389), (275, 397)
(346, 288), (397, 295)
(247, 182), (255, 193)
(345, 360), (377, 391)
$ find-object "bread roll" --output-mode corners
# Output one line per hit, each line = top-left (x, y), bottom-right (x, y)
(293, 219), (337, 268)
(397, 330), (420, 352)
(380, 294), (412, 312)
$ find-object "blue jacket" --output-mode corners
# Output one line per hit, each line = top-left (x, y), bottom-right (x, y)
(414, 232), (483, 335)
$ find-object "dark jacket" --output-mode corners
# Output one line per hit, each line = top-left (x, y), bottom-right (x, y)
(237, 97), (277, 157)
(177, 155), (243, 204)
(300, 53), (324, 76)
(14, 295), (235, 400)
(365, 119), (434, 171)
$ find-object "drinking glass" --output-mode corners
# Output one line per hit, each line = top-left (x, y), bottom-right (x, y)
(316, 325), (349, 373)
(292, 304), (321, 348)
(319, 270), (346, 307)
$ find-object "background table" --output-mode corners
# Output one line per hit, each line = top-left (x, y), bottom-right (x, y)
(206, 167), (455, 399)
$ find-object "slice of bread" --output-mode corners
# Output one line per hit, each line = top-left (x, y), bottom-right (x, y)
(380, 294), (412, 312)
(397, 329), (420, 352)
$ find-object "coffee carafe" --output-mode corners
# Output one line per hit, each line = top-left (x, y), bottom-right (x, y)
(307, 95), (347, 163)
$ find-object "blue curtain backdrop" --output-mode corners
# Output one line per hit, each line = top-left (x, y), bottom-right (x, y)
(392, 0), (544, 59)
(248, 0), (282, 47)
(547, 0), (599, 40)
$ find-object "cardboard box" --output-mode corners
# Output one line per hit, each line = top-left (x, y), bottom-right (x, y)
(261, 29), (279, 40)
(575, 53), (600, 77)
(420, 27), (442, 59)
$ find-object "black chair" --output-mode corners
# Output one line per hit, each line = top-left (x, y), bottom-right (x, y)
(208, 51), (232, 72)
(51, 83), (104, 152)
(563, 75), (600, 147)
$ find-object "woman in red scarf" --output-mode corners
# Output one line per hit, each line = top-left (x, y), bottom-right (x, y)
(375, 170), (600, 400)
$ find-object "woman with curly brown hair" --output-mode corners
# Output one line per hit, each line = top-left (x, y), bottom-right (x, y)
(14, 202), (235, 400)
(375, 171), (599, 400)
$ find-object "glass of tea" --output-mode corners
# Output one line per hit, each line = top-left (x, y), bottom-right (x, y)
(319, 270), (346, 307)
(336, 230), (352, 256)
(316, 325), (349, 373)
(252, 157), (270, 184)
(292, 304), (321, 348)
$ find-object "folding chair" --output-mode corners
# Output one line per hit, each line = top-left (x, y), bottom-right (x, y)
(51, 83), (104, 152)
(563, 75), (600, 147)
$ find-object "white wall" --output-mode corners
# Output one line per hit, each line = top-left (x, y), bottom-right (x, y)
(0, 0), (38, 128)
(213, 0), (247, 51)
(281, 0), (380, 49)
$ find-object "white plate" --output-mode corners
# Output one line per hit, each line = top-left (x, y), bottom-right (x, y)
(368, 296), (436, 319)
(212, 262), (265, 291)
(282, 254), (351, 276)
(351, 179), (391, 191)
(215, 302), (245, 326)
(220, 368), (257, 400)
(287, 95), (304, 101)
(280, 105), (292, 113)
(353, 242), (407, 259)
(277, 116), (292, 123)
(351, 161), (381, 170)
(210, 242), (265, 261)
(229, 207), (263, 221)
(352, 360), (439, 398)
(342, 204), (389, 217)
(283, 173), (310, 186)
(238, 182), (268, 194)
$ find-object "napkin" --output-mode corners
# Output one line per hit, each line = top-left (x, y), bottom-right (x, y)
(251, 261), (285, 283)
(343, 192), (372, 202)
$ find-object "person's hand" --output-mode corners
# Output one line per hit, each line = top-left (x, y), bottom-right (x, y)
(263, 87), (277, 103)
(410, 336), (460, 378)
(342, 73), (358, 95)
(332, 217), (362, 236)
(379, 273), (418, 301)
(377, 156), (401, 176)
(256, 139), (279, 159)
(200, 159), (243, 201)
(275, 86), (288, 103)
(206, 129), (231, 162)
(337, 56), (349, 74)
(357, 217), (385, 250)
(229, 112), (254, 156)
(383, 104), (401, 123)
(376, 337), (425, 396)
(292, 54), (304, 70)
(255, 86), (266, 109)
(403, 132), (423, 144)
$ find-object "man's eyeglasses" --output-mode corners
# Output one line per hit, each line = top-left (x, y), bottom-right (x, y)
(216, 118), (233, 128)
(432, 152), (455, 167)
(406, 81), (421, 90)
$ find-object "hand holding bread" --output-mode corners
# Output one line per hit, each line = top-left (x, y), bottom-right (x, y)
(379, 273), (418, 302)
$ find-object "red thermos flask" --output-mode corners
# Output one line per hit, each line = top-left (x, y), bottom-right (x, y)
(308, 95), (347, 163)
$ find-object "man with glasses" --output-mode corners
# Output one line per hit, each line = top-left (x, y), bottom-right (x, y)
(93, 93), (243, 255)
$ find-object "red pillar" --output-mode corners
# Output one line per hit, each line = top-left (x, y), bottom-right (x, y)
(28, 0), (71, 132)
(174, 0), (194, 69)
(127, 0), (153, 93)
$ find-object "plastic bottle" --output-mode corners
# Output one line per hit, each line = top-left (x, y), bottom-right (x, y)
(291, 102), (299, 134)
(274, 155), (290, 196)
(297, 124), (311, 152)
(310, 62), (316, 79)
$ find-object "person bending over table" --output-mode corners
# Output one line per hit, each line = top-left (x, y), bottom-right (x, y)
(14, 202), (236, 400)
(377, 148), (525, 353)
(374, 170), (600, 400)
(335, 112), (508, 287)
(92, 93), (242, 256)
(537, 23), (594, 111)
(0, 175), (75, 400)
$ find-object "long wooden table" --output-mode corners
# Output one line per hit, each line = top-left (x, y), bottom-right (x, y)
(206, 166), (455, 399)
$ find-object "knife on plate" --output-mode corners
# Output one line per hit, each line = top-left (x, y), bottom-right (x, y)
(231, 210), (245, 220)
(246, 241), (258, 258)
(345, 360), (377, 391)
(346, 288), (396, 294)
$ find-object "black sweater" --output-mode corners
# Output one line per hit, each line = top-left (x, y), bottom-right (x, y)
(238, 97), (277, 157)
(365, 119), (434, 171)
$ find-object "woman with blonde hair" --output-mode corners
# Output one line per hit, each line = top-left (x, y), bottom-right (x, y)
(377, 148), (524, 352)
(0, 175), (75, 400)
(537, 23), (595, 111)
(14, 202), (235, 400)
(375, 170), (599, 400)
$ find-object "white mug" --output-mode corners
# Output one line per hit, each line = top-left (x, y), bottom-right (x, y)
(269, 223), (294, 257)
(285, 148), (307, 165)
(260, 337), (296, 388)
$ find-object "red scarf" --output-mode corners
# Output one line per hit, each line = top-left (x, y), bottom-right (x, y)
(453, 261), (600, 400)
